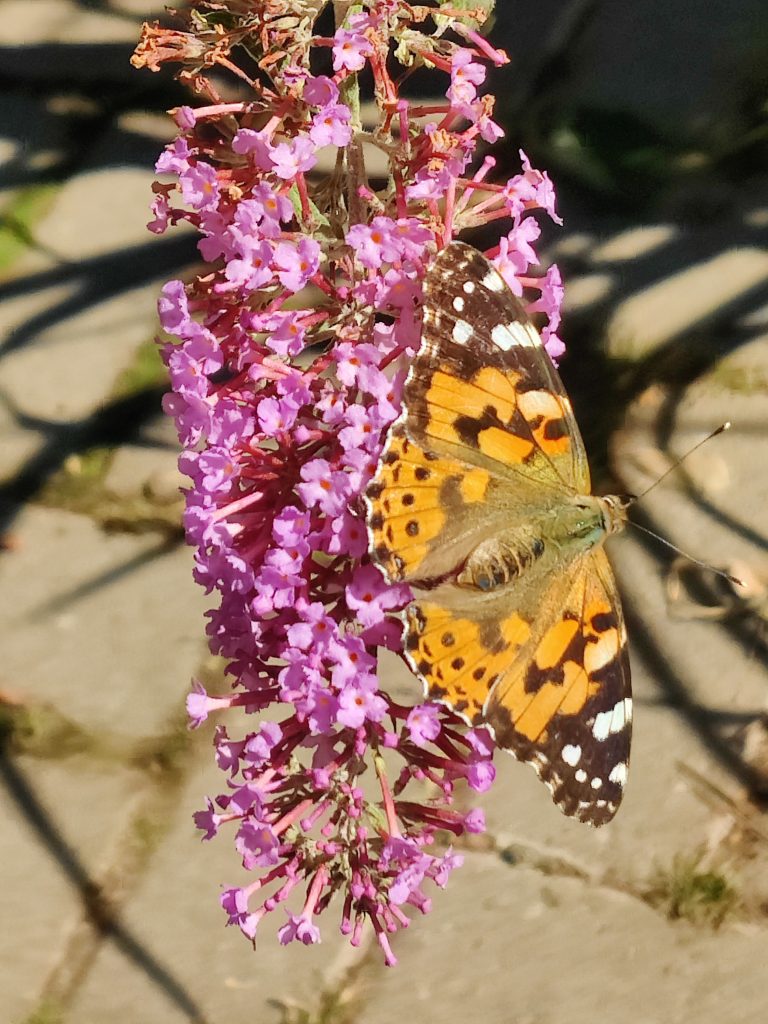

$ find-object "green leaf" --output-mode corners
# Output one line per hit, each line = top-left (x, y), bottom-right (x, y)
(287, 183), (330, 227)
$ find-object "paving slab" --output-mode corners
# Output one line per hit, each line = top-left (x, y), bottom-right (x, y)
(358, 852), (765, 1024)
(494, 0), (767, 134)
(544, 183), (768, 364)
(104, 442), (184, 503)
(0, 505), (207, 737)
(605, 248), (768, 361)
(0, 755), (149, 1023)
(0, 92), (67, 200)
(0, 119), (181, 485)
(614, 335), (768, 561)
(0, 0), (148, 46)
(1, 270), (165, 425)
(0, 1), (173, 86)
(68, 746), (366, 1024)
(104, 413), (184, 501)
(0, 418), (45, 484)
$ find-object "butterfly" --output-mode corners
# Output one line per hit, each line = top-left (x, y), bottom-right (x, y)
(364, 242), (632, 826)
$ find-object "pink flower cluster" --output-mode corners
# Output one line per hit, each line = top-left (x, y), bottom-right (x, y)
(135, 0), (564, 964)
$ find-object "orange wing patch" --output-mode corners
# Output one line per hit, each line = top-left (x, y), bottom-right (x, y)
(487, 584), (619, 744)
(417, 364), (571, 472)
(426, 366), (519, 425)
(484, 550), (631, 825)
(517, 389), (573, 458)
(366, 428), (489, 583)
(405, 601), (532, 722)
(476, 426), (534, 465)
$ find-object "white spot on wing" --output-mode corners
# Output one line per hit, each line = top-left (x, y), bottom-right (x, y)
(482, 269), (505, 292)
(452, 319), (473, 345)
(592, 698), (631, 741)
(452, 295), (465, 312)
(463, 280), (476, 294)
(575, 769), (587, 783)
(491, 321), (538, 351)
(591, 777), (603, 790)
(562, 744), (582, 766)
(592, 711), (610, 740)
(608, 762), (628, 786)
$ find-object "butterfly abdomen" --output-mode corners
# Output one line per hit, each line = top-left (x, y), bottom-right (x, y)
(457, 532), (546, 591)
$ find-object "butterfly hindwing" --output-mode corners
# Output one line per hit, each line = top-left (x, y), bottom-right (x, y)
(366, 425), (499, 585)
(484, 548), (631, 825)
(404, 591), (535, 724)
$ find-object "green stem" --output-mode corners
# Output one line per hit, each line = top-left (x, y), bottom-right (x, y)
(335, 3), (366, 225)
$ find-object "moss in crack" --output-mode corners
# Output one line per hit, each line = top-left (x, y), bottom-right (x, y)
(35, 334), (178, 535)
(642, 851), (740, 928)
(128, 716), (195, 780)
(273, 980), (365, 1024)
(38, 445), (183, 538)
(112, 338), (168, 400)
(0, 184), (60, 273)
(38, 447), (114, 505)
(707, 362), (768, 396)
(21, 1001), (65, 1024)
(0, 697), (97, 760)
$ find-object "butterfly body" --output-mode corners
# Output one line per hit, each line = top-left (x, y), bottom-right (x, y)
(365, 243), (632, 825)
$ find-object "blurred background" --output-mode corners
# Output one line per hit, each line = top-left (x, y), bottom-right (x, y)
(1, 1), (767, 1022)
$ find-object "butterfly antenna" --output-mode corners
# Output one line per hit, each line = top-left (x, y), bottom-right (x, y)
(626, 519), (744, 588)
(630, 422), (731, 503)
(623, 423), (742, 587)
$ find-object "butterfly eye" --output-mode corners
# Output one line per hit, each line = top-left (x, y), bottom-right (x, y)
(573, 519), (595, 539)
(477, 574), (492, 591)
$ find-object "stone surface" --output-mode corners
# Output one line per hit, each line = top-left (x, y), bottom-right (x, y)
(0, 0), (146, 45)
(0, 275), (165, 422)
(605, 248), (768, 361)
(0, 420), (43, 483)
(493, 0), (768, 132)
(0, 756), (149, 1023)
(359, 853), (764, 1024)
(103, 412), (183, 500)
(1, 3), (767, 1022)
(592, 224), (680, 264)
(0, 506), (206, 737)
(105, 439), (183, 501)
(68, 748), (365, 1024)
(0, 92), (66, 200)
(0, 120), (181, 425)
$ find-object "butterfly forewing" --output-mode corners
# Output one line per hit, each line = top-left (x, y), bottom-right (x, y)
(406, 242), (591, 494)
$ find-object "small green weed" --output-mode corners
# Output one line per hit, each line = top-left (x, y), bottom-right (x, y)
(112, 339), (168, 400)
(643, 851), (739, 927)
(275, 984), (361, 1024)
(21, 1001), (64, 1024)
(708, 363), (768, 396)
(0, 184), (60, 273)
(39, 448), (115, 510)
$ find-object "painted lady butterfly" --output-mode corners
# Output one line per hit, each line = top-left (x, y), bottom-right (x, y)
(365, 243), (632, 826)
